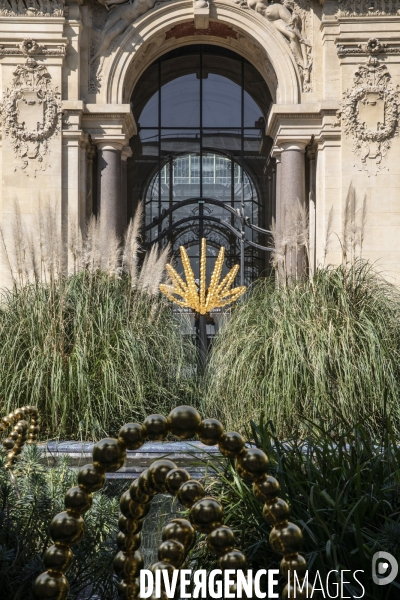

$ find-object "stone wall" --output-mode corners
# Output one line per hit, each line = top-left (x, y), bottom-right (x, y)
(0, 0), (399, 285)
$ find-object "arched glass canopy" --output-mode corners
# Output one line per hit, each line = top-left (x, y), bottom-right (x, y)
(128, 45), (275, 285)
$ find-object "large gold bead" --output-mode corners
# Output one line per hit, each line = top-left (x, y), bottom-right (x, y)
(118, 423), (144, 450)
(138, 469), (156, 496)
(280, 554), (307, 579)
(113, 550), (143, 579)
(28, 405), (39, 417)
(218, 549), (247, 571)
(29, 424), (40, 435)
(2, 437), (15, 450)
(77, 464), (106, 492)
(177, 480), (205, 508)
(43, 544), (73, 574)
(14, 408), (25, 420)
(120, 490), (150, 519)
(269, 522), (303, 556)
(118, 514), (144, 535)
(1, 416), (12, 427)
(50, 511), (85, 546)
(263, 498), (291, 526)
(33, 572), (69, 599)
(236, 448), (269, 482)
(116, 580), (140, 600)
(93, 437), (126, 472)
(165, 468), (191, 496)
(116, 531), (141, 552)
(198, 419), (224, 446)
(129, 478), (151, 504)
(218, 432), (245, 458)
(150, 560), (176, 579)
(282, 580), (313, 600)
(189, 497), (224, 533)
(206, 525), (236, 555)
(143, 414), (169, 441)
(167, 406), (201, 440)
(148, 459), (177, 493)
(10, 431), (19, 441)
(253, 475), (280, 502)
(64, 486), (92, 515)
(162, 518), (196, 551)
(158, 539), (186, 567)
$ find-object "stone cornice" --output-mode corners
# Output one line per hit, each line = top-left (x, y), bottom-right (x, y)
(267, 103), (341, 143)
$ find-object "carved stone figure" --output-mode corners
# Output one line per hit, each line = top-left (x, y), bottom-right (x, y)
(236, 0), (312, 91)
(1, 41), (61, 175)
(339, 56), (399, 174)
(90, 0), (158, 64)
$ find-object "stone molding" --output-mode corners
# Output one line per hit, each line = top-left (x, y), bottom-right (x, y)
(337, 37), (400, 57)
(0, 38), (67, 57)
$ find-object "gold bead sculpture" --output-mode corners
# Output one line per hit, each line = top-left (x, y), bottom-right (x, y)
(159, 238), (246, 315)
(31, 405), (309, 600)
(0, 405), (40, 468)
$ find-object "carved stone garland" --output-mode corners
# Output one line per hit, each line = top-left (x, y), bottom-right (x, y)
(339, 55), (399, 174)
(0, 0), (64, 17)
(337, 0), (400, 17)
(1, 40), (62, 176)
(31, 406), (311, 600)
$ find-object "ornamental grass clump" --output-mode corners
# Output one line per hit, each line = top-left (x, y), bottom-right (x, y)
(204, 260), (400, 437)
(0, 202), (197, 439)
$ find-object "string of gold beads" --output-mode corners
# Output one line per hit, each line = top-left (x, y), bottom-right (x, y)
(33, 406), (308, 600)
(0, 406), (40, 468)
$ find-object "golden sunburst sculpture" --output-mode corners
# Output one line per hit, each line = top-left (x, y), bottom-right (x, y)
(159, 238), (246, 315)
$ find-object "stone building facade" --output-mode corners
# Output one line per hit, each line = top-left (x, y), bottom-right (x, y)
(0, 0), (400, 286)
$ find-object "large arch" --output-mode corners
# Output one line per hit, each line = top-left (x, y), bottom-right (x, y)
(96, 0), (301, 106)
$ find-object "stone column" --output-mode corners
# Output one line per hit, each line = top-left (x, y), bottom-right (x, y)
(280, 142), (306, 279)
(86, 145), (96, 222)
(121, 146), (133, 234)
(96, 142), (123, 238)
(272, 150), (282, 269)
(307, 146), (317, 276)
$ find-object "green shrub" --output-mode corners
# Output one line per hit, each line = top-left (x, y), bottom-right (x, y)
(0, 445), (122, 600)
(193, 419), (400, 599)
(204, 261), (400, 437)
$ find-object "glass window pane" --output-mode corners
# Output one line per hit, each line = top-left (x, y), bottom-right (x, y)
(202, 74), (241, 127)
(132, 61), (159, 127)
(161, 53), (200, 127)
(243, 61), (270, 127)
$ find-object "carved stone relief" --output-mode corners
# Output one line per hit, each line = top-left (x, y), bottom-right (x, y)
(338, 54), (399, 175)
(0, 38), (66, 57)
(89, 0), (311, 94)
(337, 37), (400, 57)
(1, 40), (62, 176)
(0, 0), (64, 17)
(337, 0), (400, 17)
(235, 0), (313, 92)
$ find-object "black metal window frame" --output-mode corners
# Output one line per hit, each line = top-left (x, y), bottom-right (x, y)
(138, 45), (274, 286)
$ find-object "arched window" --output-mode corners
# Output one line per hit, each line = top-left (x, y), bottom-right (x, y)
(129, 45), (275, 285)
